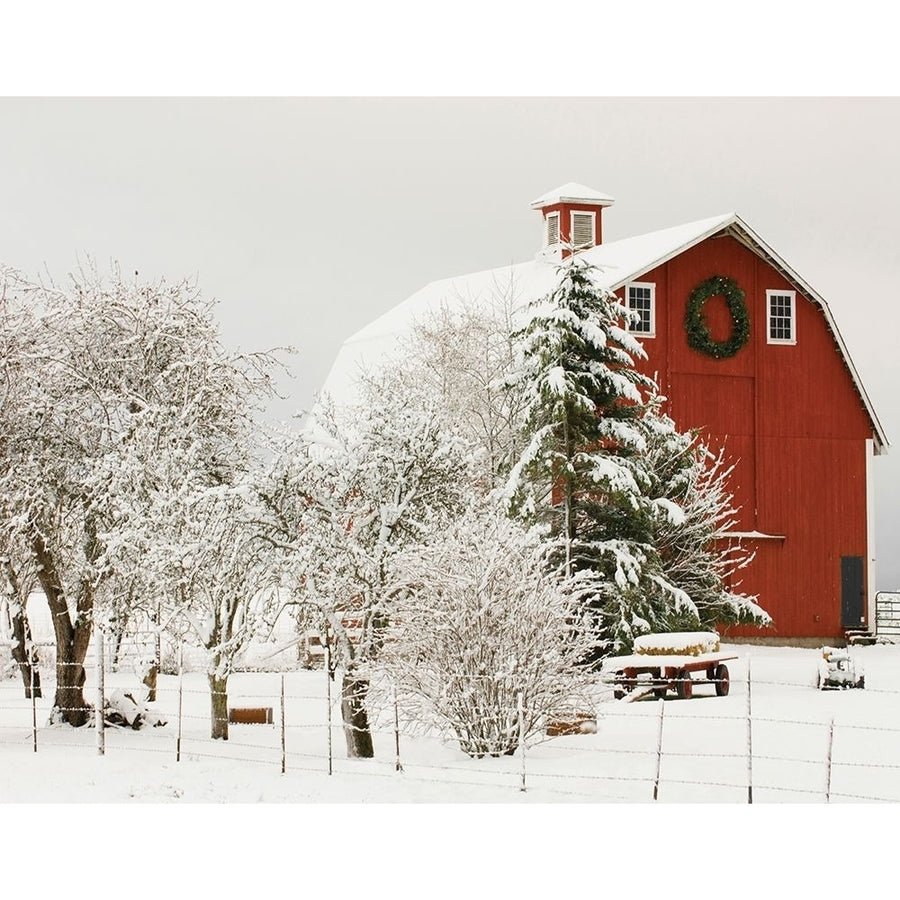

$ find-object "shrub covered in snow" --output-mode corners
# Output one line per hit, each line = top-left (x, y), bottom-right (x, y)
(381, 504), (600, 758)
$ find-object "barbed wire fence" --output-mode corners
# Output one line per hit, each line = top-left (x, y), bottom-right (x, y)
(2, 634), (900, 802)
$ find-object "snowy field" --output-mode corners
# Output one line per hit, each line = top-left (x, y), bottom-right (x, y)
(4, 641), (900, 804)
(4, 642), (898, 895)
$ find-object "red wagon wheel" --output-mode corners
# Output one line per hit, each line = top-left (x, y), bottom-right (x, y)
(714, 663), (730, 697)
(675, 669), (693, 699)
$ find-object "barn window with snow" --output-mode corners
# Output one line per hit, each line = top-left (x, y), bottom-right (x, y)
(767, 290), (796, 344)
(546, 212), (560, 247)
(570, 211), (596, 249)
(626, 282), (656, 336)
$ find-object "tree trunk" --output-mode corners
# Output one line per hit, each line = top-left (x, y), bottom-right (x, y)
(209, 672), (229, 740)
(142, 605), (161, 701)
(32, 530), (92, 726)
(143, 665), (159, 703)
(3, 559), (42, 699)
(110, 618), (127, 672)
(53, 642), (90, 726)
(341, 670), (374, 758)
(8, 602), (42, 699)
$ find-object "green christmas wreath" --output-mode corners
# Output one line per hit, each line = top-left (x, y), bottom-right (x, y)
(684, 275), (750, 359)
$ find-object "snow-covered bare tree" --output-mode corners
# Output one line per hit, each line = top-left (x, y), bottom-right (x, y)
(170, 482), (283, 740)
(0, 263), (280, 725)
(382, 503), (600, 757)
(265, 368), (473, 757)
(640, 410), (771, 631)
(401, 271), (527, 489)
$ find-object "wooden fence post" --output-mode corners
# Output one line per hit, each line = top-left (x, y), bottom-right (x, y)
(653, 698), (665, 801)
(518, 692), (526, 793)
(96, 629), (105, 756)
(176, 643), (184, 763)
(325, 631), (333, 776)
(31, 660), (38, 753)
(281, 674), (286, 775)
(746, 656), (753, 804)
(393, 685), (403, 773)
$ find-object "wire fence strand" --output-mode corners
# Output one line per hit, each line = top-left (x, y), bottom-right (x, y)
(3, 642), (900, 802)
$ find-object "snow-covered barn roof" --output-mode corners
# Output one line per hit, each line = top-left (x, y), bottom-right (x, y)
(320, 211), (888, 452)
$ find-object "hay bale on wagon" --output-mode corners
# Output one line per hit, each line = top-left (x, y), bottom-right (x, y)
(632, 632), (720, 657)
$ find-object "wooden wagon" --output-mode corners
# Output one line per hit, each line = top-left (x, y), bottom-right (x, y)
(602, 651), (738, 700)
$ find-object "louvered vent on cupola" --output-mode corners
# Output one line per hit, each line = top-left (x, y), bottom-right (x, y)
(571, 212), (595, 249)
(547, 213), (560, 246)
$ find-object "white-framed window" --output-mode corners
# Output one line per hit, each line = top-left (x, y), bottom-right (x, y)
(767, 290), (796, 344)
(546, 212), (560, 247)
(570, 211), (596, 249)
(626, 282), (656, 337)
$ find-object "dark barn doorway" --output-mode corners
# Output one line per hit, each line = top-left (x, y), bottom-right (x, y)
(841, 556), (864, 628)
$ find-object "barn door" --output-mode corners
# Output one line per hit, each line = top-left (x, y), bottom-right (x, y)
(841, 556), (865, 627)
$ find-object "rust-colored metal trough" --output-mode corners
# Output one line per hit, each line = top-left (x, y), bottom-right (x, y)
(228, 707), (274, 724)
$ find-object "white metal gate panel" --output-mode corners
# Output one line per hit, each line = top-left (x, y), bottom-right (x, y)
(875, 591), (900, 636)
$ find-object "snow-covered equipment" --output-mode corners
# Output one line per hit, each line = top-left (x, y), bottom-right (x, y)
(103, 690), (168, 729)
(817, 646), (865, 690)
(602, 632), (737, 701)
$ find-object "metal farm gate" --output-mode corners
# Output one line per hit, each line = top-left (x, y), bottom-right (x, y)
(875, 591), (900, 638)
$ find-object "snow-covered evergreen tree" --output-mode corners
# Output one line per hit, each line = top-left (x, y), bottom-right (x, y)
(503, 256), (691, 656)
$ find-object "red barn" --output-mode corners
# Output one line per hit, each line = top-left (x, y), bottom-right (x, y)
(323, 182), (888, 643)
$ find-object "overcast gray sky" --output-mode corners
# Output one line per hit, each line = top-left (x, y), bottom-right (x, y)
(3, 97), (899, 588)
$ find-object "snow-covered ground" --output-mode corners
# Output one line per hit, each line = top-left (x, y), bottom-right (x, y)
(6, 641), (898, 803)
(4, 642), (898, 893)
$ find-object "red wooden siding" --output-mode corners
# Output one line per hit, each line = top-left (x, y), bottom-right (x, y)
(540, 202), (605, 249)
(616, 234), (873, 639)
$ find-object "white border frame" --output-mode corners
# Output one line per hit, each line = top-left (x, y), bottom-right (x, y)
(766, 289), (797, 345)
(626, 281), (656, 338)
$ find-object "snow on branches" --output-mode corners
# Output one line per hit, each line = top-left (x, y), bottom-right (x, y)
(381, 504), (601, 758)
(0, 262), (283, 727)
(266, 367), (475, 756)
(502, 256), (769, 655)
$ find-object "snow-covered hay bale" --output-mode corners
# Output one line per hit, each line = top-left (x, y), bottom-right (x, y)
(633, 632), (720, 657)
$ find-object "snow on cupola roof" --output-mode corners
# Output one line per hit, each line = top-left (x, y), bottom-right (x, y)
(529, 182), (616, 208)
